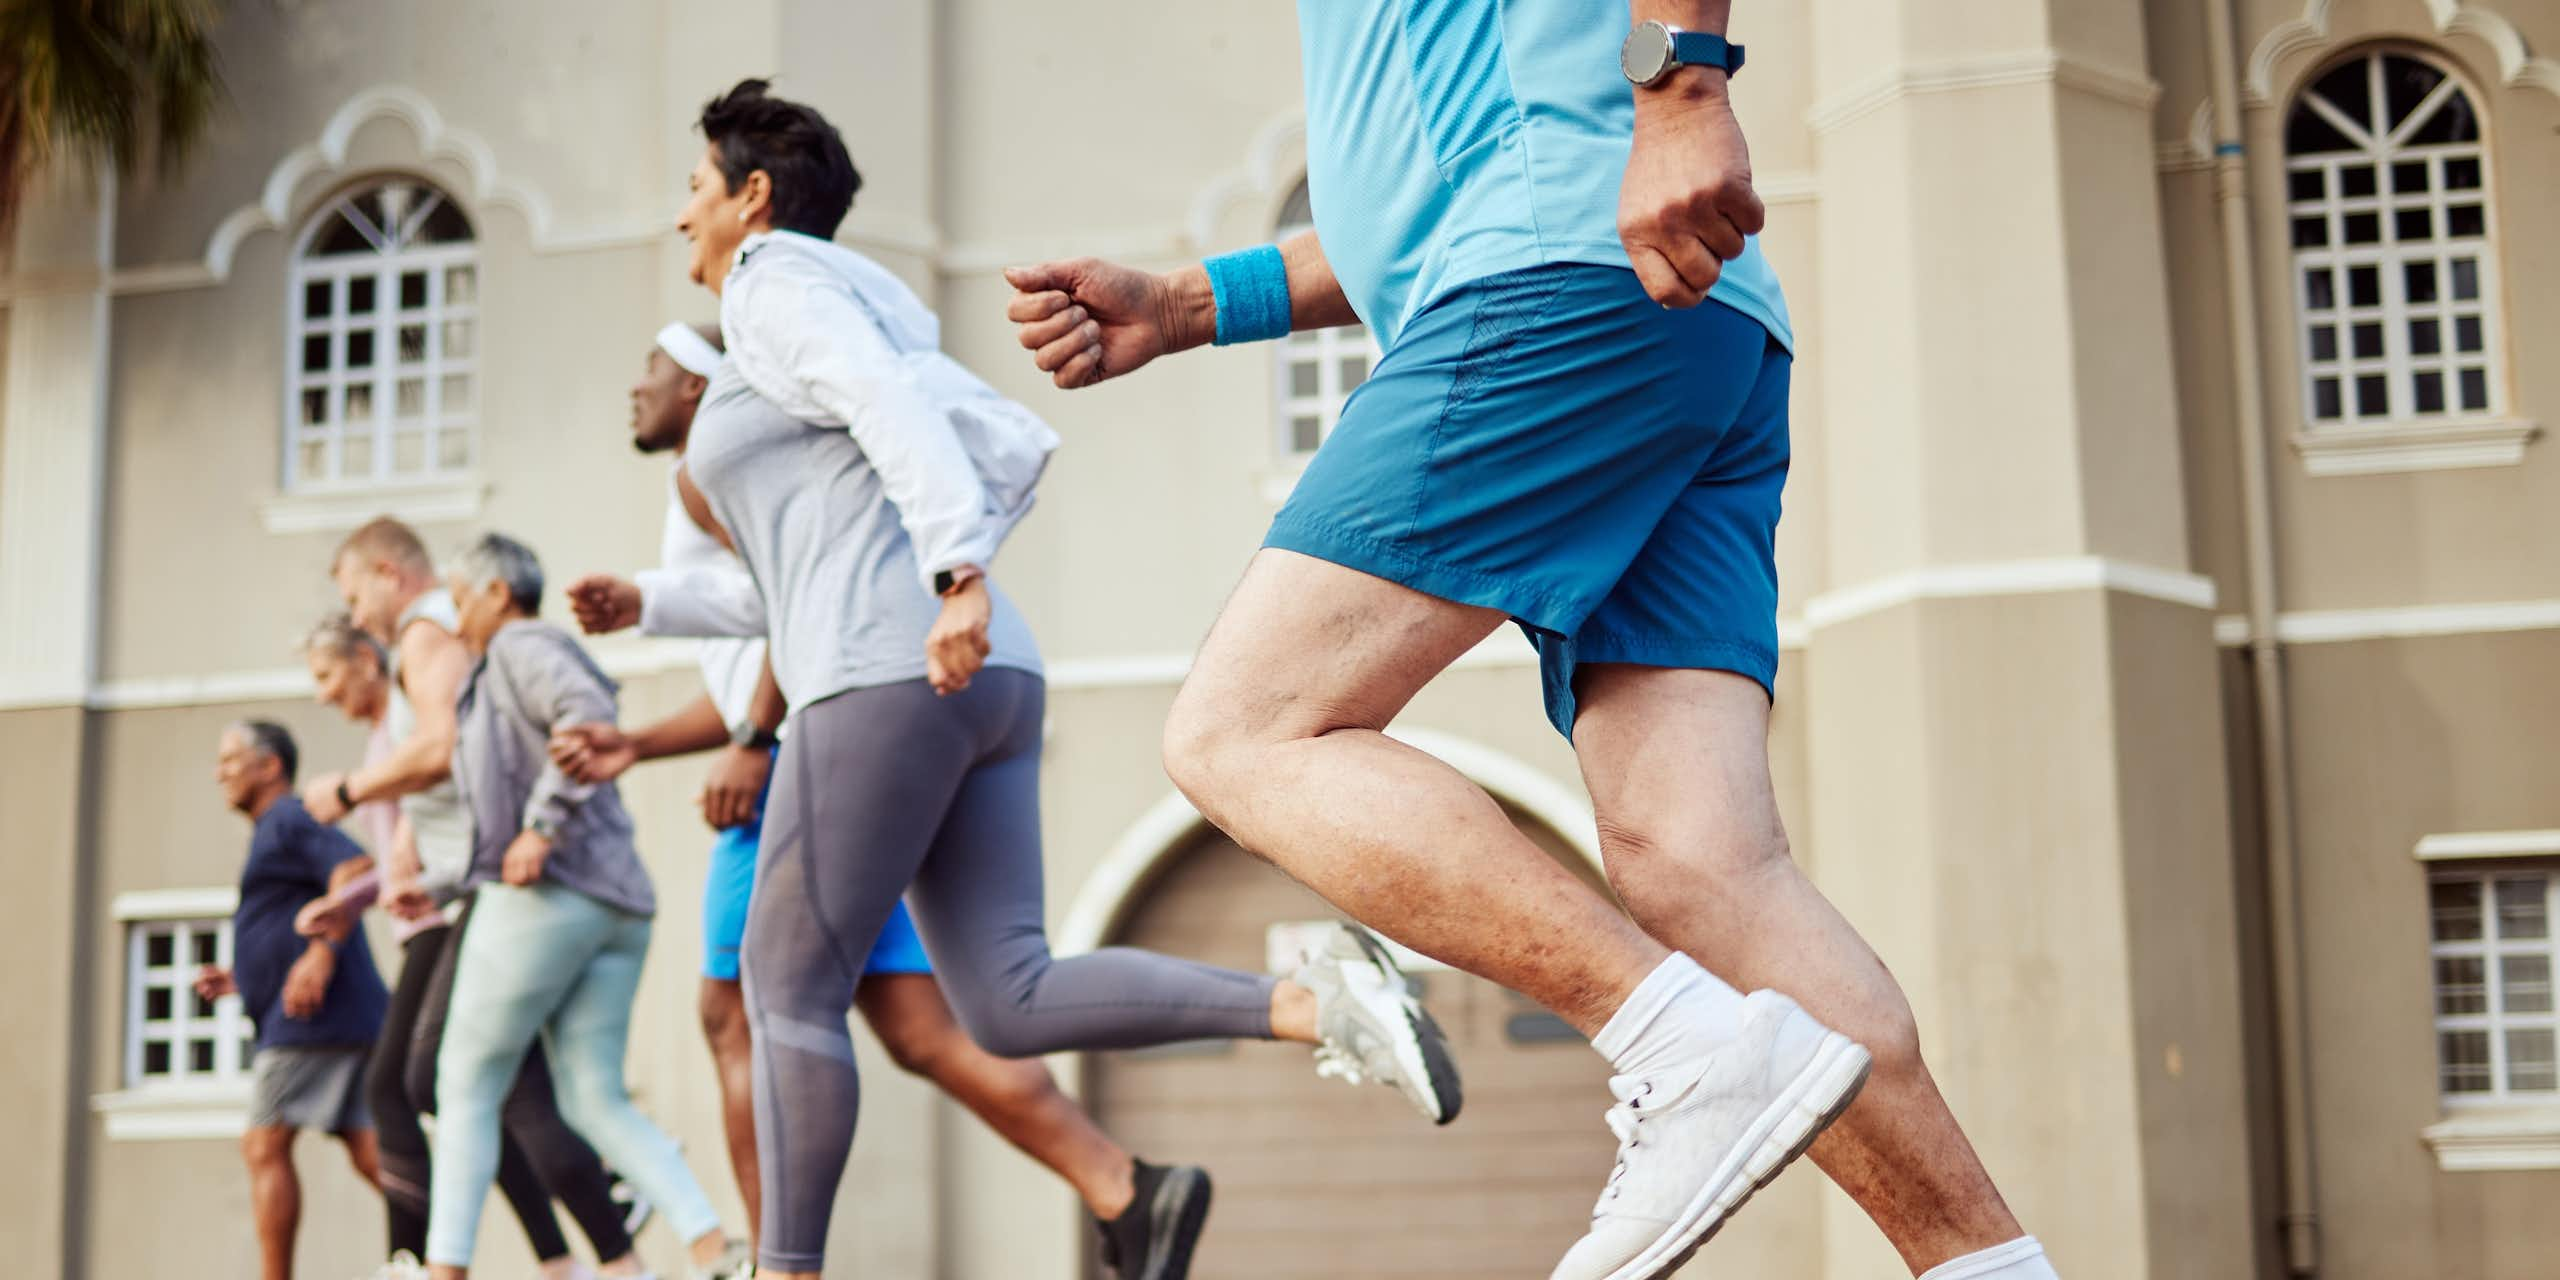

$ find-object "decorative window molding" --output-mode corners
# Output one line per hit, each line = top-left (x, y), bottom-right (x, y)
(2419, 831), (2560, 862)
(257, 473), (488, 535)
(101, 899), (255, 1140)
(2249, 2), (2560, 106)
(284, 179), (482, 494)
(1272, 181), (1381, 459)
(2283, 51), (2522, 474)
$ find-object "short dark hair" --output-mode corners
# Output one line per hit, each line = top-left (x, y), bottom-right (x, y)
(697, 78), (861, 239)
(233, 719), (299, 783)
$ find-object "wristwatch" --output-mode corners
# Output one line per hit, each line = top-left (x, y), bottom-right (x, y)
(525, 814), (561, 842)
(1621, 21), (1745, 88)
(932, 564), (984, 597)
(730, 719), (781, 751)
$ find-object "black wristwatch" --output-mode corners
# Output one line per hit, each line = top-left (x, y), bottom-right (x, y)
(730, 720), (781, 751)
(335, 778), (357, 810)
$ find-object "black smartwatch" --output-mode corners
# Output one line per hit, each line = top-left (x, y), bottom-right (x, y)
(335, 778), (356, 810)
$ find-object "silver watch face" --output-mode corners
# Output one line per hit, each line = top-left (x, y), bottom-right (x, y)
(1621, 22), (1674, 86)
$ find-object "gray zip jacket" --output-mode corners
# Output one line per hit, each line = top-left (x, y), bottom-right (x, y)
(450, 619), (655, 917)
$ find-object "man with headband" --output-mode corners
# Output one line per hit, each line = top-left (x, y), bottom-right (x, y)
(550, 324), (1219, 1277)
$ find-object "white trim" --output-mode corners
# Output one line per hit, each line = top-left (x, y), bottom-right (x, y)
(111, 887), (240, 921)
(257, 476), (488, 535)
(2419, 831), (2560, 862)
(2292, 418), (2540, 475)
(1054, 729), (1597, 957)
(86, 636), (696, 712)
(2248, 0), (2560, 104)
(93, 1083), (253, 1142)
(2214, 598), (2560, 647)
(1809, 51), (2159, 135)
(2423, 1106), (2560, 1170)
(1802, 557), (2218, 632)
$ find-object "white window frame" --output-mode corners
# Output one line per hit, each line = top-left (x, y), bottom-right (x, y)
(280, 178), (483, 499)
(2282, 49), (2538, 475)
(1272, 183), (1383, 464)
(93, 888), (256, 1141)
(2419, 856), (2560, 1171)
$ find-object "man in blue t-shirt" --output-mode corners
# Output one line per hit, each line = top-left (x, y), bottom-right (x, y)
(195, 719), (389, 1280)
(1005, 4), (2052, 1279)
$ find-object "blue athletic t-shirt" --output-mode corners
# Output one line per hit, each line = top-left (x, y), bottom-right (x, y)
(233, 796), (387, 1050)
(1295, 0), (1791, 351)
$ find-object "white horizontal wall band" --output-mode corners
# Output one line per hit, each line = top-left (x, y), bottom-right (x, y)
(2415, 830), (2560, 862)
(1802, 557), (2219, 632)
(2216, 598), (2560, 648)
(1809, 50), (2160, 135)
(111, 887), (239, 920)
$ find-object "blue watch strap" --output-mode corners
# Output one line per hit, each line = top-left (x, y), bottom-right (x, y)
(1669, 30), (1745, 76)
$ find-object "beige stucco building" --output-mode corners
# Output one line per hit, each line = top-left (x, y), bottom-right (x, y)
(5, 1), (2559, 1276)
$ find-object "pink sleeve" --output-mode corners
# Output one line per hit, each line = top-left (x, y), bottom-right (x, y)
(354, 721), (399, 852)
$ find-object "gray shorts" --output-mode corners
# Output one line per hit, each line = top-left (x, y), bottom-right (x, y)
(248, 1045), (373, 1132)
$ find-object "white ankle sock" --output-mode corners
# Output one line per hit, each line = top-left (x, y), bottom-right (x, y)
(1589, 951), (1748, 1077)
(1919, 1236), (2056, 1280)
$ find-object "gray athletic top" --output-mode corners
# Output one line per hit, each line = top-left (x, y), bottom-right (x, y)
(384, 590), (473, 899)
(683, 365), (1041, 709)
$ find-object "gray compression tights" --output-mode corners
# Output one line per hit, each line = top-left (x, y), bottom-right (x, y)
(743, 668), (1278, 1273)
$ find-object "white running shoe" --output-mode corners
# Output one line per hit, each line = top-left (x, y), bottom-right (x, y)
(360, 1253), (429, 1280)
(1550, 990), (1871, 1280)
(1292, 921), (1463, 1125)
(690, 1240), (755, 1280)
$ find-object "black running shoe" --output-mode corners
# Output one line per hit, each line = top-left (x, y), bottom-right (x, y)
(1094, 1159), (1212, 1280)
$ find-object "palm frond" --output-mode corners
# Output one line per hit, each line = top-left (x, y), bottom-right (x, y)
(1, 0), (229, 230)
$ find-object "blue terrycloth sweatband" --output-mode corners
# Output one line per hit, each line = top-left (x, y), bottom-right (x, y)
(1206, 244), (1292, 345)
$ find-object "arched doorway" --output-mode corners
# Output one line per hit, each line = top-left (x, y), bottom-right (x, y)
(1082, 802), (1631, 1279)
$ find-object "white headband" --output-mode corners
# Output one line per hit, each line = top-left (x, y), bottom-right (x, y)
(656, 323), (725, 379)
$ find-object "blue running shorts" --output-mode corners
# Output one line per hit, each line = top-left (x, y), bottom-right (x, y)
(1266, 262), (1791, 738)
(703, 760), (932, 980)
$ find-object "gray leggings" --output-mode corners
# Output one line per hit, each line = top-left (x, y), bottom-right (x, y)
(743, 668), (1277, 1273)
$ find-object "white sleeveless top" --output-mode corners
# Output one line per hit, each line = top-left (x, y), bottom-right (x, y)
(386, 590), (475, 899)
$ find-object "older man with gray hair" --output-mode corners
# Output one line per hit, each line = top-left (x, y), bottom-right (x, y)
(420, 532), (749, 1280)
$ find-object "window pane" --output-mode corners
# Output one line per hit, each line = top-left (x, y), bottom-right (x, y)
(1289, 416), (1322, 454)
(2382, 56), (2445, 129)
(349, 275), (377, 316)
(189, 1040), (216, 1074)
(1288, 361), (1320, 399)
(143, 1041), (171, 1076)
(2445, 156), (2482, 190)
(437, 432), (471, 470)
(2455, 316), (2484, 354)
(2356, 375), (2388, 417)
(191, 931), (217, 965)
(2288, 169), (2325, 202)
(2304, 268), (2336, 311)
(417, 199), (473, 245)
(346, 383), (373, 423)
(2442, 1029), (2493, 1093)
(2496, 878), (2547, 939)
(2312, 59), (2374, 133)
(1338, 354), (1369, 389)
(2286, 104), (2357, 155)
(2460, 368), (2490, 412)
(2309, 326), (2338, 363)
(2413, 370), (2445, 413)
(442, 318), (475, 360)
(2433, 880), (2485, 941)
(2342, 212), (2381, 245)
(2451, 258), (2479, 301)
(440, 374), (472, 414)
(2291, 217), (2328, 249)
(2437, 955), (2488, 1015)
(302, 333), (332, 373)
(400, 271), (428, 310)
(445, 264), (477, 306)
(303, 279), (333, 319)
(2507, 1028), (2557, 1092)
(301, 387), (329, 426)
(343, 434), (374, 476)
(2390, 161), (2429, 194)
(397, 378), (427, 420)
(191, 989), (214, 1018)
(2351, 323), (2384, 360)
(2312, 378), (2342, 420)
(144, 929), (173, 967)
(144, 987), (172, 1021)
(2410, 318), (2442, 356)
(2404, 261), (2438, 304)
(394, 431), (426, 474)
(299, 438), (327, 478)
(2406, 92), (2481, 146)
(2394, 208), (2433, 242)
(399, 324), (427, 364)
(2339, 165), (2377, 198)
(2349, 266), (2381, 307)
(347, 329), (375, 370)
(2502, 955), (2553, 1014)
(2446, 204), (2485, 238)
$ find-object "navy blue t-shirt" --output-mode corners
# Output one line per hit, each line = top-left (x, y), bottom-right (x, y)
(232, 796), (387, 1049)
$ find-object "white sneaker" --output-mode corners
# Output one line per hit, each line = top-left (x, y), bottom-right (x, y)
(359, 1253), (429, 1280)
(1293, 921), (1463, 1124)
(1550, 990), (1871, 1280)
(690, 1240), (755, 1280)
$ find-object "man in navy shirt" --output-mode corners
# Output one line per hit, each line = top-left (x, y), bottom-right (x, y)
(194, 719), (390, 1280)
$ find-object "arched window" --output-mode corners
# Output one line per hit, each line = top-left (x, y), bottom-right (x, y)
(286, 178), (479, 488)
(2285, 50), (2503, 428)
(1274, 180), (1382, 456)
